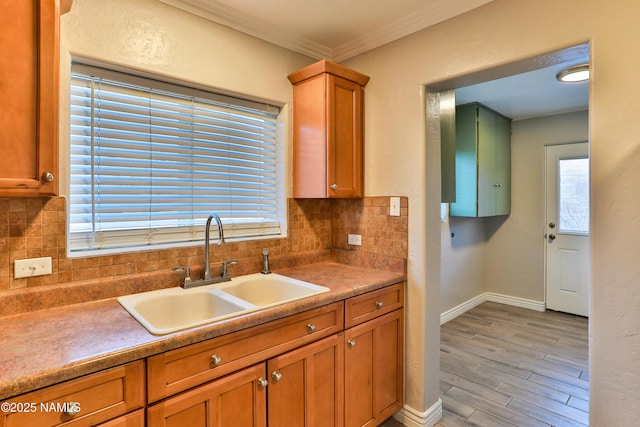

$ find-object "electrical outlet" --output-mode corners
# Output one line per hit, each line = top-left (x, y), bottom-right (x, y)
(348, 234), (362, 246)
(390, 197), (401, 216)
(14, 257), (52, 279)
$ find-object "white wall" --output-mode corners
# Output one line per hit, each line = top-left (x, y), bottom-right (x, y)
(440, 214), (486, 313)
(485, 110), (589, 301)
(344, 0), (640, 424)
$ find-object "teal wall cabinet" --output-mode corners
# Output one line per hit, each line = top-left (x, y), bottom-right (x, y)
(450, 103), (511, 217)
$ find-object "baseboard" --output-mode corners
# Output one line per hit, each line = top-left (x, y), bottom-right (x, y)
(441, 292), (545, 324)
(394, 399), (443, 427)
(485, 292), (546, 312)
(440, 294), (486, 324)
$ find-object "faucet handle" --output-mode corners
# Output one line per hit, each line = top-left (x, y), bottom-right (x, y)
(172, 266), (192, 285)
(220, 260), (238, 278)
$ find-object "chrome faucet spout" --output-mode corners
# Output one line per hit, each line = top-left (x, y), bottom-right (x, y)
(204, 214), (225, 280)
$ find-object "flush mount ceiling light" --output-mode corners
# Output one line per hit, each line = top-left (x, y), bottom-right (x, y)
(556, 64), (590, 82)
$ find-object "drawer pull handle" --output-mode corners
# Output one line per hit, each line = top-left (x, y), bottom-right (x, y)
(272, 371), (283, 382)
(65, 407), (81, 417)
(375, 301), (384, 309)
(347, 339), (356, 348)
(258, 377), (269, 388)
(210, 354), (222, 367)
(307, 323), (317, 333)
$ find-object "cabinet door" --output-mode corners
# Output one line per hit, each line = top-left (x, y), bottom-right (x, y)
(477, 106), (498, 217)
(0, 0), (59, 196)
(267, 333), (344, 427)
(495, 113), (511, 215)
(327, 75), (364, 198)
(147, 364), (267, 427)
(345, 310), (403, 427)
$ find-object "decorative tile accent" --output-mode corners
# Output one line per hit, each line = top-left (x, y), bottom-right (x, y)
(332, 197), (408, 258)
(0, 196), (408, 305)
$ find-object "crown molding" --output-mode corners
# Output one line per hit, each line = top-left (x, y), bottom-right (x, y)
(158, 0), (332, 59)
(332, 0), (494, 62)
(159, 0), (494, 62)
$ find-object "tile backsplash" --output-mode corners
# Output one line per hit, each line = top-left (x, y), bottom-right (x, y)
(0, 196), (407, 292)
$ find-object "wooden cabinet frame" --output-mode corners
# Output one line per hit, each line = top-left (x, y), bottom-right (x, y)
(288, 60), (369, 198)
(0, 0), (68, 196)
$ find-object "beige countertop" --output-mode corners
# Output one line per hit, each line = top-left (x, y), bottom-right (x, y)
(0, 261), (404, 400)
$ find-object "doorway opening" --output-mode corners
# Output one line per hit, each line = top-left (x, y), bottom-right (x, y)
(431, 42), (591, 424)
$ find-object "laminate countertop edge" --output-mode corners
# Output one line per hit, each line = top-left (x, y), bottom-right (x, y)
(0, 261), (405, 400)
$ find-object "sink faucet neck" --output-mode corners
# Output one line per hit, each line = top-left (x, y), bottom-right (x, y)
(204, 214), (225, 280)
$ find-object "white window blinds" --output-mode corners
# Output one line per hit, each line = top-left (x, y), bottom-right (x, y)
(69, 64), (283, 253)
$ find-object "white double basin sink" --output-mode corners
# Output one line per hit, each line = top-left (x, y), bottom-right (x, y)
(118, 273), (330, 335)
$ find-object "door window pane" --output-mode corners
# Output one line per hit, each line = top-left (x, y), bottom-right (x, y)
(559, 157), (590, 234)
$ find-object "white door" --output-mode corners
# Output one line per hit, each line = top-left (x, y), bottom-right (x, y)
(545, 142), (590, 317)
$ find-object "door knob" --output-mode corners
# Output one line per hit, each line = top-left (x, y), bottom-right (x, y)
(330, 184), (338, 190)
(548, 234), (556, 241)
(548, 222), (556, 229)
(257, 377), (268, 388)
(272, 371), (283, 382)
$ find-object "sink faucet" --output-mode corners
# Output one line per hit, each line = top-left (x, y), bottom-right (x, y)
(173, 214), (237, 289)
(204, 214), (225, 281)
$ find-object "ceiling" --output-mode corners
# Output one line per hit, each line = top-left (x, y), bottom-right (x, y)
(159, 0), (589, 120)
(455, 55), (590, 121)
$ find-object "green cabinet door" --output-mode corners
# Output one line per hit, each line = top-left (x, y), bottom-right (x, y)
(450, 102), (511, 217)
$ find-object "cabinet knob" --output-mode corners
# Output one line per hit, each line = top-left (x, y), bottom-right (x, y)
(375, 301), (384, 309)
(210, 354), (222, 367)
(330, 184), (338, 191)
(257, 377), (269, 388)
(42, 172), (55, 182)
(64, 406), (81, 417)
(307, 323), (317, 333)
(347, 339), (356, 348)
(272, 371), (283, 382)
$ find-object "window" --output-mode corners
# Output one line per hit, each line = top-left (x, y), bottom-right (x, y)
(69, 63), (285, 254)
(558, 157), (590, 234)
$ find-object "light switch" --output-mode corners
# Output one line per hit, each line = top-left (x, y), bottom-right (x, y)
(390, 197), (401, 216)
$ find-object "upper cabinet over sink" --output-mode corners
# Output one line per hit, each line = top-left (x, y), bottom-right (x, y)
(0, 0), (72, 197)
(288, 60), (369, 198)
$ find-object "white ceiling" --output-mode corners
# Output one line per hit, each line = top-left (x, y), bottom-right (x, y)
(456, 56), (590, 121)
(159, 0), (589, 120)
(158, 0), (494, 61)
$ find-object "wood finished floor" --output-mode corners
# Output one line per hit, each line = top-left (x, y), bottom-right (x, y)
(382, 301), (589, 427)
(440, 302), (589, 426)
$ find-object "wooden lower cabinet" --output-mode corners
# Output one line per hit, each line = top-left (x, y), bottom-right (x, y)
(148, 333), (345, 427)
(147, 364), (267, 427)
(97, 409), (144, 427)
(267, 333), (344, 427)
(0, 361), (145, 427)
(344, 309), (404, 427)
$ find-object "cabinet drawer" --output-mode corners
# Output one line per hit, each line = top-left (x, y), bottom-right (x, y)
(345, 283), (404, 328)
(148, 302), (344, 402)
(97, 409), (144, 427)
(0, 361), (145, 427)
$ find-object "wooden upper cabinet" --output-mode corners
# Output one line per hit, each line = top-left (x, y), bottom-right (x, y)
(0, 0), (70, 196)
(288, 60), (369, 198)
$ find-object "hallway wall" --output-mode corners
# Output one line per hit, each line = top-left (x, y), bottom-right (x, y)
(485, 110), (589, 301)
